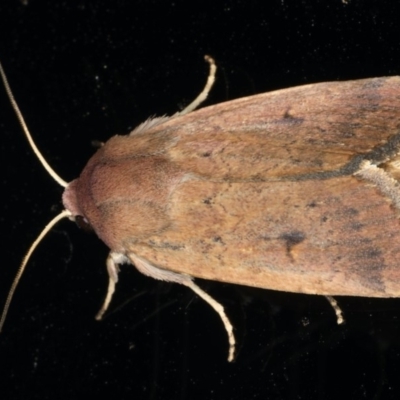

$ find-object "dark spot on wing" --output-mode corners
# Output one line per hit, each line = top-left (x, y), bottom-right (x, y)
(280, 231), (306, 261)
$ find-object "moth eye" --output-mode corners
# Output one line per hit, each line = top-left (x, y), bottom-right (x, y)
(75, 215), (93, 232)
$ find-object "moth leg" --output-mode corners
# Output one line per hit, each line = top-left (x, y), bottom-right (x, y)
(128, 252), (236, 362)
(182, 278), (236, 362)
(95, 252), (122, 320)
(325, 295), (344, 325)
(176, 55), (216, 116)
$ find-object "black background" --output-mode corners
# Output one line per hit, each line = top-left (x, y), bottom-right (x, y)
(1, 1), (400, 399)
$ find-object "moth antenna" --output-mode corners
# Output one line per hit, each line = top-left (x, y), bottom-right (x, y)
(0, 210), (72, 332)
(177, 55), (217, 116)
(0, 61), (68, 188)
(0, 62), (71, 331)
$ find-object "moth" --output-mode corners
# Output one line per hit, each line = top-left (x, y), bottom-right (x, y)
(2, 56), (400, 362)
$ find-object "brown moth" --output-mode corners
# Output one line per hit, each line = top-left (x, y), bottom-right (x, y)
(2, 57), (400, 362)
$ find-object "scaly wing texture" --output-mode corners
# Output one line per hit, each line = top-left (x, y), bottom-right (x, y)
(82, 77), (400, 297)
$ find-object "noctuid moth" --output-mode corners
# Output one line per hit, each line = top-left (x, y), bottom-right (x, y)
(2, 56), (400, 362)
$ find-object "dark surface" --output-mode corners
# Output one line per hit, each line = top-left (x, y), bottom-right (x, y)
(1, 1), (400, 399)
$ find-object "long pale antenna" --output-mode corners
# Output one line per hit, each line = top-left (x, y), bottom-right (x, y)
(0, 61), (68, 187)
(0, 61), (72, 332)
(0, 210), (72, 332)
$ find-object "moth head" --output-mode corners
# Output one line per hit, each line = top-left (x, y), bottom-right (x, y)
(0, 55), (217, 333)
